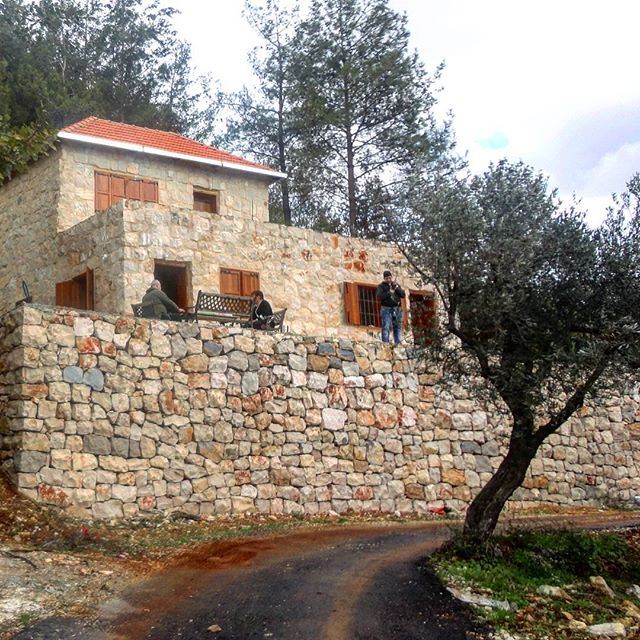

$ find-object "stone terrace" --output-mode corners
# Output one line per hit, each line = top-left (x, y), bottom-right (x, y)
(1, 304), (639, 520)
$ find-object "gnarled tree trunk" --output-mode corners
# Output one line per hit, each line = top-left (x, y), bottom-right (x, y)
(462, 423), (540, 542)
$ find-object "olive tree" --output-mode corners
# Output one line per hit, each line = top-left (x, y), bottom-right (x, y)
(397, 161), (640, 541)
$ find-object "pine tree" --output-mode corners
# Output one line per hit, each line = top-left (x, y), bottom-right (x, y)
(224, 0), (299, 225)
(292, 0), (450, 236)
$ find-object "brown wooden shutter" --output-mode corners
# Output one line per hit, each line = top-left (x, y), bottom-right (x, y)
(241, 271), (260, 296)
(125, 178), (141, 200)
(142, 180), (158, 203)
(344, 282), (360, 325)
(220, 268), (242, 295)
(56, 281), (73, 307)
(85, 268), (94, 310)
(111, 175), (125, 206)
(95, 172), (111, 211)
(401, 295), (408, 330)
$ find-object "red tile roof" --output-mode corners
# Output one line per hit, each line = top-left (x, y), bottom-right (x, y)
(60, 116), (282, 177)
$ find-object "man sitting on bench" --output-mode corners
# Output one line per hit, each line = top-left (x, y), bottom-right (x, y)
(141, 280), (185, 320)
(249, 290), (273, 329)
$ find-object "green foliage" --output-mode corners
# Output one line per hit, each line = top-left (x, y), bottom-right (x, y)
(226, 0), (451, 235)
(223, 0), (300, 225)
(397, 162), (640, 538)
(433, 529), (640, 637)
(0, 118), (56, 182)
(0, 0), (220, 178)
(444, 529), (640, 583)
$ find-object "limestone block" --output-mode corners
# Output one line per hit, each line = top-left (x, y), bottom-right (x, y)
(93, 500), (124, 519)
(72, 452), (98, 470)
(15, 451), (48, 472)
(47, 324), (75, 347)
(322, 408), (347, 432)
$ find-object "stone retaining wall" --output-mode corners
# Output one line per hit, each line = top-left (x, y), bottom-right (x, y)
(1, 304), (639, 519)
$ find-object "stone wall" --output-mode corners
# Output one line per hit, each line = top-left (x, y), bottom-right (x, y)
(0, 151), (61, 313)
(57, 143), (272, 231)
(57, 204), (127, 313)
(120, 201), (419, 339)
(1, 305), (639, 520)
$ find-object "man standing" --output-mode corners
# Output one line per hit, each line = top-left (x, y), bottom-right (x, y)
(141, 279), (184, 320)
(249, 290), (273, 329)
(376, 270), (406, 344)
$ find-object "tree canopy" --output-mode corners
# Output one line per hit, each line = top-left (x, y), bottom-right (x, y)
(0, 0), (218, 180)
(396, 161), (640, 540)
(224, 0), (451, 234)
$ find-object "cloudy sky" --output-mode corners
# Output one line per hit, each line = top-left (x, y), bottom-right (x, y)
(170, 0), (640, 223)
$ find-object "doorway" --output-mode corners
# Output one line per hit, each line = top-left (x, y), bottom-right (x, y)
(56, 268), (94, 310)
(409, 292), (435, 346)
(154, 260), (192, 310)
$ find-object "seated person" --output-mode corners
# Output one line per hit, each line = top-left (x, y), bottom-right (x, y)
(141, 280), (185, 320)
(249, 290), (273, 329)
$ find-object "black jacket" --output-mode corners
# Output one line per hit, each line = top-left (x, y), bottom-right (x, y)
(141, 287), (179, 318)
(376, 281), (405, 307)
(252, 299), (273, 322)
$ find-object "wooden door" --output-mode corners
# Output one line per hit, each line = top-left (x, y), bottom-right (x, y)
(409, 292), (435, 345)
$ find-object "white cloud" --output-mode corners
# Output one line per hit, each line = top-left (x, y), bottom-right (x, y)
(583, 142), (640, 197)
(166, 0), (640, 210)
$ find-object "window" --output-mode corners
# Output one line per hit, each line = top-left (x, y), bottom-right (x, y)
(344, 281), (409, 328)
(344, 282), (382, 327)
(56, 269), (94, 310)
(193, 188), (218, 213)
(220, 268), (259, 296)
(95, 171), (158, 211)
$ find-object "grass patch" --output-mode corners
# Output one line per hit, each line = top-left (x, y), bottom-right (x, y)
(431, 528), (640, 639)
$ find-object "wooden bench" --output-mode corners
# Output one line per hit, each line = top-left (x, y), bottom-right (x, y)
(193, 291), (253, 324)
(131, 303), (143, 317)
(263, 308), (287, 332)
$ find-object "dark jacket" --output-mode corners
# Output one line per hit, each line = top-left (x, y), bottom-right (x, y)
(376, 281), (406, 307)
(141, 287), (179, 318)
(252, 299), (273, 324)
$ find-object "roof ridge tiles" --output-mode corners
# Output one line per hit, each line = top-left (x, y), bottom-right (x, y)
(59, 116), (280, 177)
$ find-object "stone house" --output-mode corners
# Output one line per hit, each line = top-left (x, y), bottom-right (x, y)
(0, 117), (434, 339)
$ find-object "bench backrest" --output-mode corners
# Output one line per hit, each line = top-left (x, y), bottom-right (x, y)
(265, 308), (287, 332)
(131, 303), (143, 317)
(194, 291), (253, 318)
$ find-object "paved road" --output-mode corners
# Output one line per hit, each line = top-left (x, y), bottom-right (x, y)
(13, 512), (640, 640)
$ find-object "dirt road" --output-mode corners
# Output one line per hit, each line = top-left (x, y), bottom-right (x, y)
(12, 512), (640, 640)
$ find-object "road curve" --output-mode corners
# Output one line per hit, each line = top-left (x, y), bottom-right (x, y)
(13, 511), (640, 640)
(107, 521), (488, 640)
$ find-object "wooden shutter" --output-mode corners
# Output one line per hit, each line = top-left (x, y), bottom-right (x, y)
(56, 281), (73, 307)
(241, 271), (260, 296)
(344, 282), (360, 325)
(220, 268), (242, 295)
(95, 172), (111, 211)
(111, 176), (125, 205)
(85, 268), (94, 310)
(193, 191), (217, 213)
(125, 178), (141, 200)
(401, 295), (408, 330)
(142, 180), (158, 203)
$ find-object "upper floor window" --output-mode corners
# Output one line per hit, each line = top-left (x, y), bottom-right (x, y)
(193, 188), (219, 213)
(95, 171), (158, 211)
(220, 267), (259, 297)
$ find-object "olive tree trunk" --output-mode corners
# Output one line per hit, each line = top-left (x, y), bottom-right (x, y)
(462, 421), (540, 542)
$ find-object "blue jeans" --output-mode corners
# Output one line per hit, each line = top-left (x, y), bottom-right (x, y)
(381, 306), (402, 344)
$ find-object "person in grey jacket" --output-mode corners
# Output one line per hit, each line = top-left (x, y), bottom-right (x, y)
(141, 280), (184, 320)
